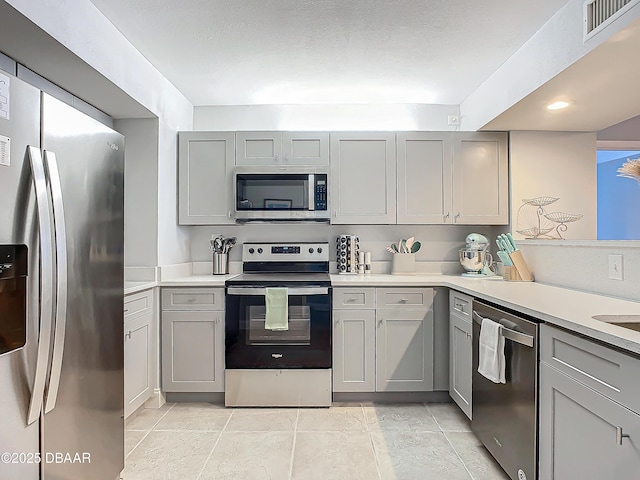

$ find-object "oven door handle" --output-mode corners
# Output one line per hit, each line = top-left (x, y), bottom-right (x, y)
(226, 287), (329, 296)
(472, 311), (534, 348)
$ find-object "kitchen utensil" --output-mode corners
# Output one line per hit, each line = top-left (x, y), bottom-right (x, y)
(406, 236), (415, 252)
(506, 233), (517, 251)
(391, 243), (399, 253)
(410, 241), (421, 253)
(386, 246), (395, 254)
(400, 239), (408, 253)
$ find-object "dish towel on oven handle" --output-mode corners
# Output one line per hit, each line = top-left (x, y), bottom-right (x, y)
(265, 287), (289, 331)
(478, 317), (506, 383)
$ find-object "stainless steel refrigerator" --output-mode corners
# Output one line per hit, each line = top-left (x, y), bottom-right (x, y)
(0, 71), (124, 480)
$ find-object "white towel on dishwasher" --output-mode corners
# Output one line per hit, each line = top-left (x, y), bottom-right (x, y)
(478, 318), (506, 384)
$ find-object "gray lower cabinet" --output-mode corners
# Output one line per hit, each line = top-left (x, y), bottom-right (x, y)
(161, 288), (225, 392)
(332, 287), (434, 393)
(449, 313), (472, 419)
(539, 324), (640, 480)
(376, 308), (434, 391)
(539, 362), (640, 480)
(332, 309), (376, 392)
(124, 289), (155, 418)
(448, 290), (473, 419)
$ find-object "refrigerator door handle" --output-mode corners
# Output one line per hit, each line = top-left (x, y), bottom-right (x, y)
(26, 146), (56, 425)
(43, 151), (68, 414)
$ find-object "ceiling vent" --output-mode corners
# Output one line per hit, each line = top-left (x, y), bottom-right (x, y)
(584, 0), (639, 39)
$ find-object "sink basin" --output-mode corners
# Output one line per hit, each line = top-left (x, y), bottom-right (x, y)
(592, 315), (640, 333)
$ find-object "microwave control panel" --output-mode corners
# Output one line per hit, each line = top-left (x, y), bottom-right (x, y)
(315, 176), (327, 210)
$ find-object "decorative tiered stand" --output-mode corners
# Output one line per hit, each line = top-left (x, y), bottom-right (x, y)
(516, 197), (583, 239)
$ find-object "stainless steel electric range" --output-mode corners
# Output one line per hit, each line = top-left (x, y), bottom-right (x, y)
(224, 242), (332, 407)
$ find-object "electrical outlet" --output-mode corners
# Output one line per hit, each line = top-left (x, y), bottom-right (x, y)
(608, 254), (623, 280)
(448, 115), (460, 126)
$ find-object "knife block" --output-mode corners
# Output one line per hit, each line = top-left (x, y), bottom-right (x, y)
(503, 251), (534, 282)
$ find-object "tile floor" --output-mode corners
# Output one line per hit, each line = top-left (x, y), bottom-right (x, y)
(122, 402), (509, 480)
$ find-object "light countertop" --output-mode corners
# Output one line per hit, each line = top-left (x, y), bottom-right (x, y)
(125, 272), (640, 356)
(124, 281), (157, 295)
(331, 273), (640, 356)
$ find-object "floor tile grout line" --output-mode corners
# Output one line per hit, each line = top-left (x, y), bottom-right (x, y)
(442, 430), (476, 480)
(195, 411), (234, 480)
(124, 404), (177, 461)
(287, 408), (300, 480)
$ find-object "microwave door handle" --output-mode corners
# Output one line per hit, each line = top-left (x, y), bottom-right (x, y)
(472, 311), (534, 348)
(227, 287), (329, 296)
(308, 174), (315, 211)
(43, 151), (68, 414)
(26, 146), (55, 425)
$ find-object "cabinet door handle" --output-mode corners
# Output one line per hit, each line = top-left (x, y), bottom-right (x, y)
(334, 211), (337, 218)
(336, 320), (341, 327)
(455, 302), (464, 310)
(400, 298), (409, 303)
(124, 309), (129, 313)
(466, 332), (472, 340)
(187, 297), (196, 302)
(616, 427), (630, 445)
(283, 154), (289, 163)
(215, 318), (220, 325)
(125, 331), (132, 339)
(347, 297), (357, 302)
(454, 213), (461, 222)
(444, 212), (450, 221)
(378, 319), (383, 327)
(274, 154), (279, 162)
(228, 211), (231, 218)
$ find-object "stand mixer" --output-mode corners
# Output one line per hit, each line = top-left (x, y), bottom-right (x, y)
(459, 233), (494, 277)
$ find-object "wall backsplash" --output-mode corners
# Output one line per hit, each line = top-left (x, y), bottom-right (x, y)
(189, 224), (504, 274)
(518, 241), (640, 301)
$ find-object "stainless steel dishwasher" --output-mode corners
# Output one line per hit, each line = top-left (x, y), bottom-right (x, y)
(472, 300), (539, 480)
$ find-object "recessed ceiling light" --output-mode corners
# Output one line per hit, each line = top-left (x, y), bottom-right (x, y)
(546, 101), (570, 110)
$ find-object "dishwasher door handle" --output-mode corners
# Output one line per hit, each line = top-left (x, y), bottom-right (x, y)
(472, 311), (535, 348)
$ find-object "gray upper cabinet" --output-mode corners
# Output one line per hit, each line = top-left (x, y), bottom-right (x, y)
(236, 131), (328, 165)
(178, 131), (235, 225)
(397, 132), (453, 224)
(452, 132), (509, 225)
(330, 132), (396, 224)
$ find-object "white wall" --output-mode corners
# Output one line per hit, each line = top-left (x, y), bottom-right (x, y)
(6, 0), (194, 266)
(115, 118), (159, 266)
(194, 104), (460, 131)
(510, 131), (597, 240)
(519, 241), (640, 301)
(187, 224), (503, 274)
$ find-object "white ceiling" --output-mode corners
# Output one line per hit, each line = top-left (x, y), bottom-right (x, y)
(484, 15), (640, 133)
(88, 0), (568, 106)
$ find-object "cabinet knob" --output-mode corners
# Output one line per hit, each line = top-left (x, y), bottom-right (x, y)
(616, 426), (630, 445)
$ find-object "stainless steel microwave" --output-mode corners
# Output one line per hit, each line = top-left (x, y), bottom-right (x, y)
(234, 166), (329, 221)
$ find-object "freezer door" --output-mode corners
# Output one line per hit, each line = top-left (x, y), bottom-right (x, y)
(0, 73), (41, 480)
(41, 94), (124, 480)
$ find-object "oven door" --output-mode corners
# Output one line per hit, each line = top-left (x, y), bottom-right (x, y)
(225, 286), (331, 369)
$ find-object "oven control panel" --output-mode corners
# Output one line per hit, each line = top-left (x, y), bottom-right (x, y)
(243, 242), (329, 262)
